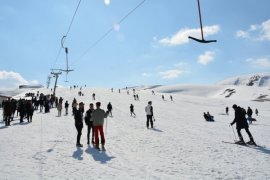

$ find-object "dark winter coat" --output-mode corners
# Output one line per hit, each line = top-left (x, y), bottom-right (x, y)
(107, 103), (112, 111)
(84, 109), (93, 125)
(74, 108), (84, 127)
(247, 108), (253, 117)
(231, 106), (248, 129)
(3, 101), (13, 116)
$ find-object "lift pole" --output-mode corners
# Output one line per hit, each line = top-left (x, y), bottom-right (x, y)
(51, 71), (62, 96)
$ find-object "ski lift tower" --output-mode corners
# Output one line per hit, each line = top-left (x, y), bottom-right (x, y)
(51, 70), (62, 96)
(46, 75), (52, 89)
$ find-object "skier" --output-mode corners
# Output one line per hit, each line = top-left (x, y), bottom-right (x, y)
(255, 108), (258, 116)
(57, 102), (62, 117)
(107, 102), (113, 117)
(85, 103), (95, 145)
(65, 100), (69, 115)
(130, 104), (136, 117)
(72, 98), (78, 116)
(226, 106), (229, 115)
(230, 104), (256, 145)
(74, 102), (84, 147)
(26, 100), (34, 122)
(92, 93), (96, 101)
(247, 107), (253, 124)
(91, 102), (109, 150)
(145, 101), (154, 129)
(3, 98), (12, 126)
(170, 95), (173, 101)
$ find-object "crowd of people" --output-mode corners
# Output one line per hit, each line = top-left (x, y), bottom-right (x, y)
(1, 85), (261, 150)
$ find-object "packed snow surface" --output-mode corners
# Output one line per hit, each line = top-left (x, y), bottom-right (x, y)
(1, 86), (270, 179)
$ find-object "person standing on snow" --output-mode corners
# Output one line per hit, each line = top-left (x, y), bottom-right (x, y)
(247, 107), (253, 124)
(65, 101), (69, 115)
(145, 101), (154, 129)
(91, 102), (109, 150)
(130, 104), (136, 117)
(230, 104), (256, 145)
(85, 103), (95, 145)
(57, 102), (62, 117)
(74, 102), (84, 147)
(107, 102), (113, 117)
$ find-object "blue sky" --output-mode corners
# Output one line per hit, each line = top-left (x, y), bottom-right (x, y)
(0, 0), (269, 89)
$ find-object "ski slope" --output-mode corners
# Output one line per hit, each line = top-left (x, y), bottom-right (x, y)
(0, 86), (270, 179)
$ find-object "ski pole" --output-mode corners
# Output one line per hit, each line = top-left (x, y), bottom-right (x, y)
(231, 125), (237, 141)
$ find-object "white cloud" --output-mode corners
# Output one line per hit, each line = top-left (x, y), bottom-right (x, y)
(236, 19), (270, 41)
(198, 51), (215, 65)
(0, 70), (39, 89)
(159, 25), (220, 46)
(246, 57), (270, 68)
(104, 0), (110, 6)
(236, 30), (250, 38)
(159, 69), (184, 79)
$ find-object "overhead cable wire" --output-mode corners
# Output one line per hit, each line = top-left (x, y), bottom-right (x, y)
(72, 0), (147, 66)
(51, 0), (82, 70)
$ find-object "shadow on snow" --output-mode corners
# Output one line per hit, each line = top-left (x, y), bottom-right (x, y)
(85, 146), (115, 164)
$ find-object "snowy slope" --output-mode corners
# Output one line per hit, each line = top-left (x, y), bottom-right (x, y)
(0, 86), (270, 179)
(216, 72), (270, 87)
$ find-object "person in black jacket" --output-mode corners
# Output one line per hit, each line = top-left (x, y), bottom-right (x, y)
(107, 102), (112, 117)
(247, 107), (253, 124)
(85, 103), (95, 145)
(65, 101), (69, 115)
(230, 104), (256, 145)
(130, 104), (136, 117)
(74, 102), (84, 147)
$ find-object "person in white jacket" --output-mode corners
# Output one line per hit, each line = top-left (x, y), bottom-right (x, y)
(145, 101), (154, 129)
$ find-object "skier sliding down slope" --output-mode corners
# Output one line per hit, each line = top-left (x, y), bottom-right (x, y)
(230, 104), (256, 145)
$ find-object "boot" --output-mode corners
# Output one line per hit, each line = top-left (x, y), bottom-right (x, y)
(247, 138), (256, 145)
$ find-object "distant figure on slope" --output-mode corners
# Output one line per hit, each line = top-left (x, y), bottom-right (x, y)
(255, 108), (258, 116)
(85, 103), (95, 145)
(170, 95), (173, 101)
(74, 102), (84, 147)
(152, 90), (155, 95)
(92, 93), (96, 101)
(247, 107), (253, 124)
(203, 112), (214, 122)
(145, 101), (154, 129)
(162, 95), (165, 101)
(226, 106), (229, 115)
(130, 104), (136, 117)
(65, 101), (69, 115)
(230, 104), (256, 145)
(111, 88), (113, 92)
(107, 102), (113, 117)
(91, 102), (109, 150)
(72, 98), (78, 116)
(3, 98), (12, 126)
(26, 100), (34, 122)
(57, 102), (62, 117)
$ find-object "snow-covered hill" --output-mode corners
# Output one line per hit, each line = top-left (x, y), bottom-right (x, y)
(216, 72), (270, 87)
(1, 86), (270, 179)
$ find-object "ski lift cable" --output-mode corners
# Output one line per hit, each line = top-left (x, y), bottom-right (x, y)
(71, 0), (147, 66)
(50, 0), (82, 71)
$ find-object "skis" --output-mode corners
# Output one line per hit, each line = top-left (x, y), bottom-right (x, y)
(222, 141), (264, 148)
